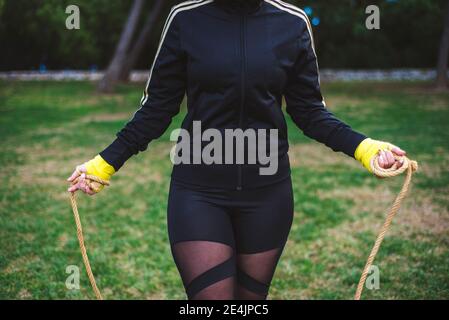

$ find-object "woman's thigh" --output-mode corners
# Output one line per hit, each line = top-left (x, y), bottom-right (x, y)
(167, 180), (235, 247)
(167, 180), (236, 299)
(231, 177), (294, 254)
(231, 177), (294, 299)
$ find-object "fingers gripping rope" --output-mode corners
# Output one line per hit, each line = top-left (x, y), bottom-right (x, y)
(354, 155), (418, 300)
(69, 174), (110, 300)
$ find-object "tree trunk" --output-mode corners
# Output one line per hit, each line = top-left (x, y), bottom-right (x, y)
(118, 0), (166, 82)
(97, 0), (144, 93)
(436, 1), (449, 90)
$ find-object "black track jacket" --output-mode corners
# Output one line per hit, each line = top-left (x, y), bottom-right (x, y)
(100, 0), (366, 190)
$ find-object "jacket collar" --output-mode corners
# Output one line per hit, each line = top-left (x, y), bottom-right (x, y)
(215, 0), (263, 14)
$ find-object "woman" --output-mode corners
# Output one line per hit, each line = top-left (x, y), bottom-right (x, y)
(68, 0), (406, 300)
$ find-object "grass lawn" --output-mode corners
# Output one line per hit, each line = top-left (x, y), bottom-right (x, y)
(0, 80), (448, 300)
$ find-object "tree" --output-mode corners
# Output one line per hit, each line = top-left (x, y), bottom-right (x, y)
(436, 1), (449, 90)
(119, 0), (166, 81)
(97, 0), (144, 93)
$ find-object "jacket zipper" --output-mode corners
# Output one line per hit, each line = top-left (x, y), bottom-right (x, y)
(237, 13), (247, 191)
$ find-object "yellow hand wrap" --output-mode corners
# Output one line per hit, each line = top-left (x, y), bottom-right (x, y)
(83, 155), (115, 193)
(354, 138), (396, 173)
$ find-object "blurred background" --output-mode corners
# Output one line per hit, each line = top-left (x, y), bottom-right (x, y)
(0, 0), (448, 299)
(0, 0), (447, 71)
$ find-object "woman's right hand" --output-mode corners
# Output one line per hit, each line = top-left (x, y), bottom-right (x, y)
(67, 155), (116, 195)
(67, 164), (97, 195)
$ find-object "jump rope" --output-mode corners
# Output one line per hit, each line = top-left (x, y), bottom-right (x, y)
(69, 154), (418, 300)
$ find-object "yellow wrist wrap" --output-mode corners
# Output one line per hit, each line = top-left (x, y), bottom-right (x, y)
(354, 138), (395, 173)
(84, 155), (115, 181)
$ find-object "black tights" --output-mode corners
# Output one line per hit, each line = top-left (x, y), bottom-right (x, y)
(172, 241), (285, 299)
(168, 177), (294, 300)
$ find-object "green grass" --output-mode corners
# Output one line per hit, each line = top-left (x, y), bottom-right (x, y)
(0, 80), (448, 300)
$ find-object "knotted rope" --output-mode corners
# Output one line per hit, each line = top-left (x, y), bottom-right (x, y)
(354, 155), (418, 300)
(69, 173), (109, 300)
(68, 155), (418, 301)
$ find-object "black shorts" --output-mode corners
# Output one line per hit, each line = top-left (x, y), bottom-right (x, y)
(167, 176), (294, 254)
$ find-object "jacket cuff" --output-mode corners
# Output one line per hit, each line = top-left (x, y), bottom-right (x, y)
(343, 131), (368, 159)
(99, 138), (134, 171)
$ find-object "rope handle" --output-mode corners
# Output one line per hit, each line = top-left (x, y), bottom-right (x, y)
(354, 154), (418, 300)
(370, 154), (418, 178)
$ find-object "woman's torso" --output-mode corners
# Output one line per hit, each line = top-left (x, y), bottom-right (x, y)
(171, 0), (309, 190)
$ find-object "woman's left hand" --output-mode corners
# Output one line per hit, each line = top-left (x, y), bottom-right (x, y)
(377, 146), (407, 170)
(355, 138), (407, 173)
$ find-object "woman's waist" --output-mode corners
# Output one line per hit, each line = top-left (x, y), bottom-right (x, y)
(171, 152), (291, 190)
